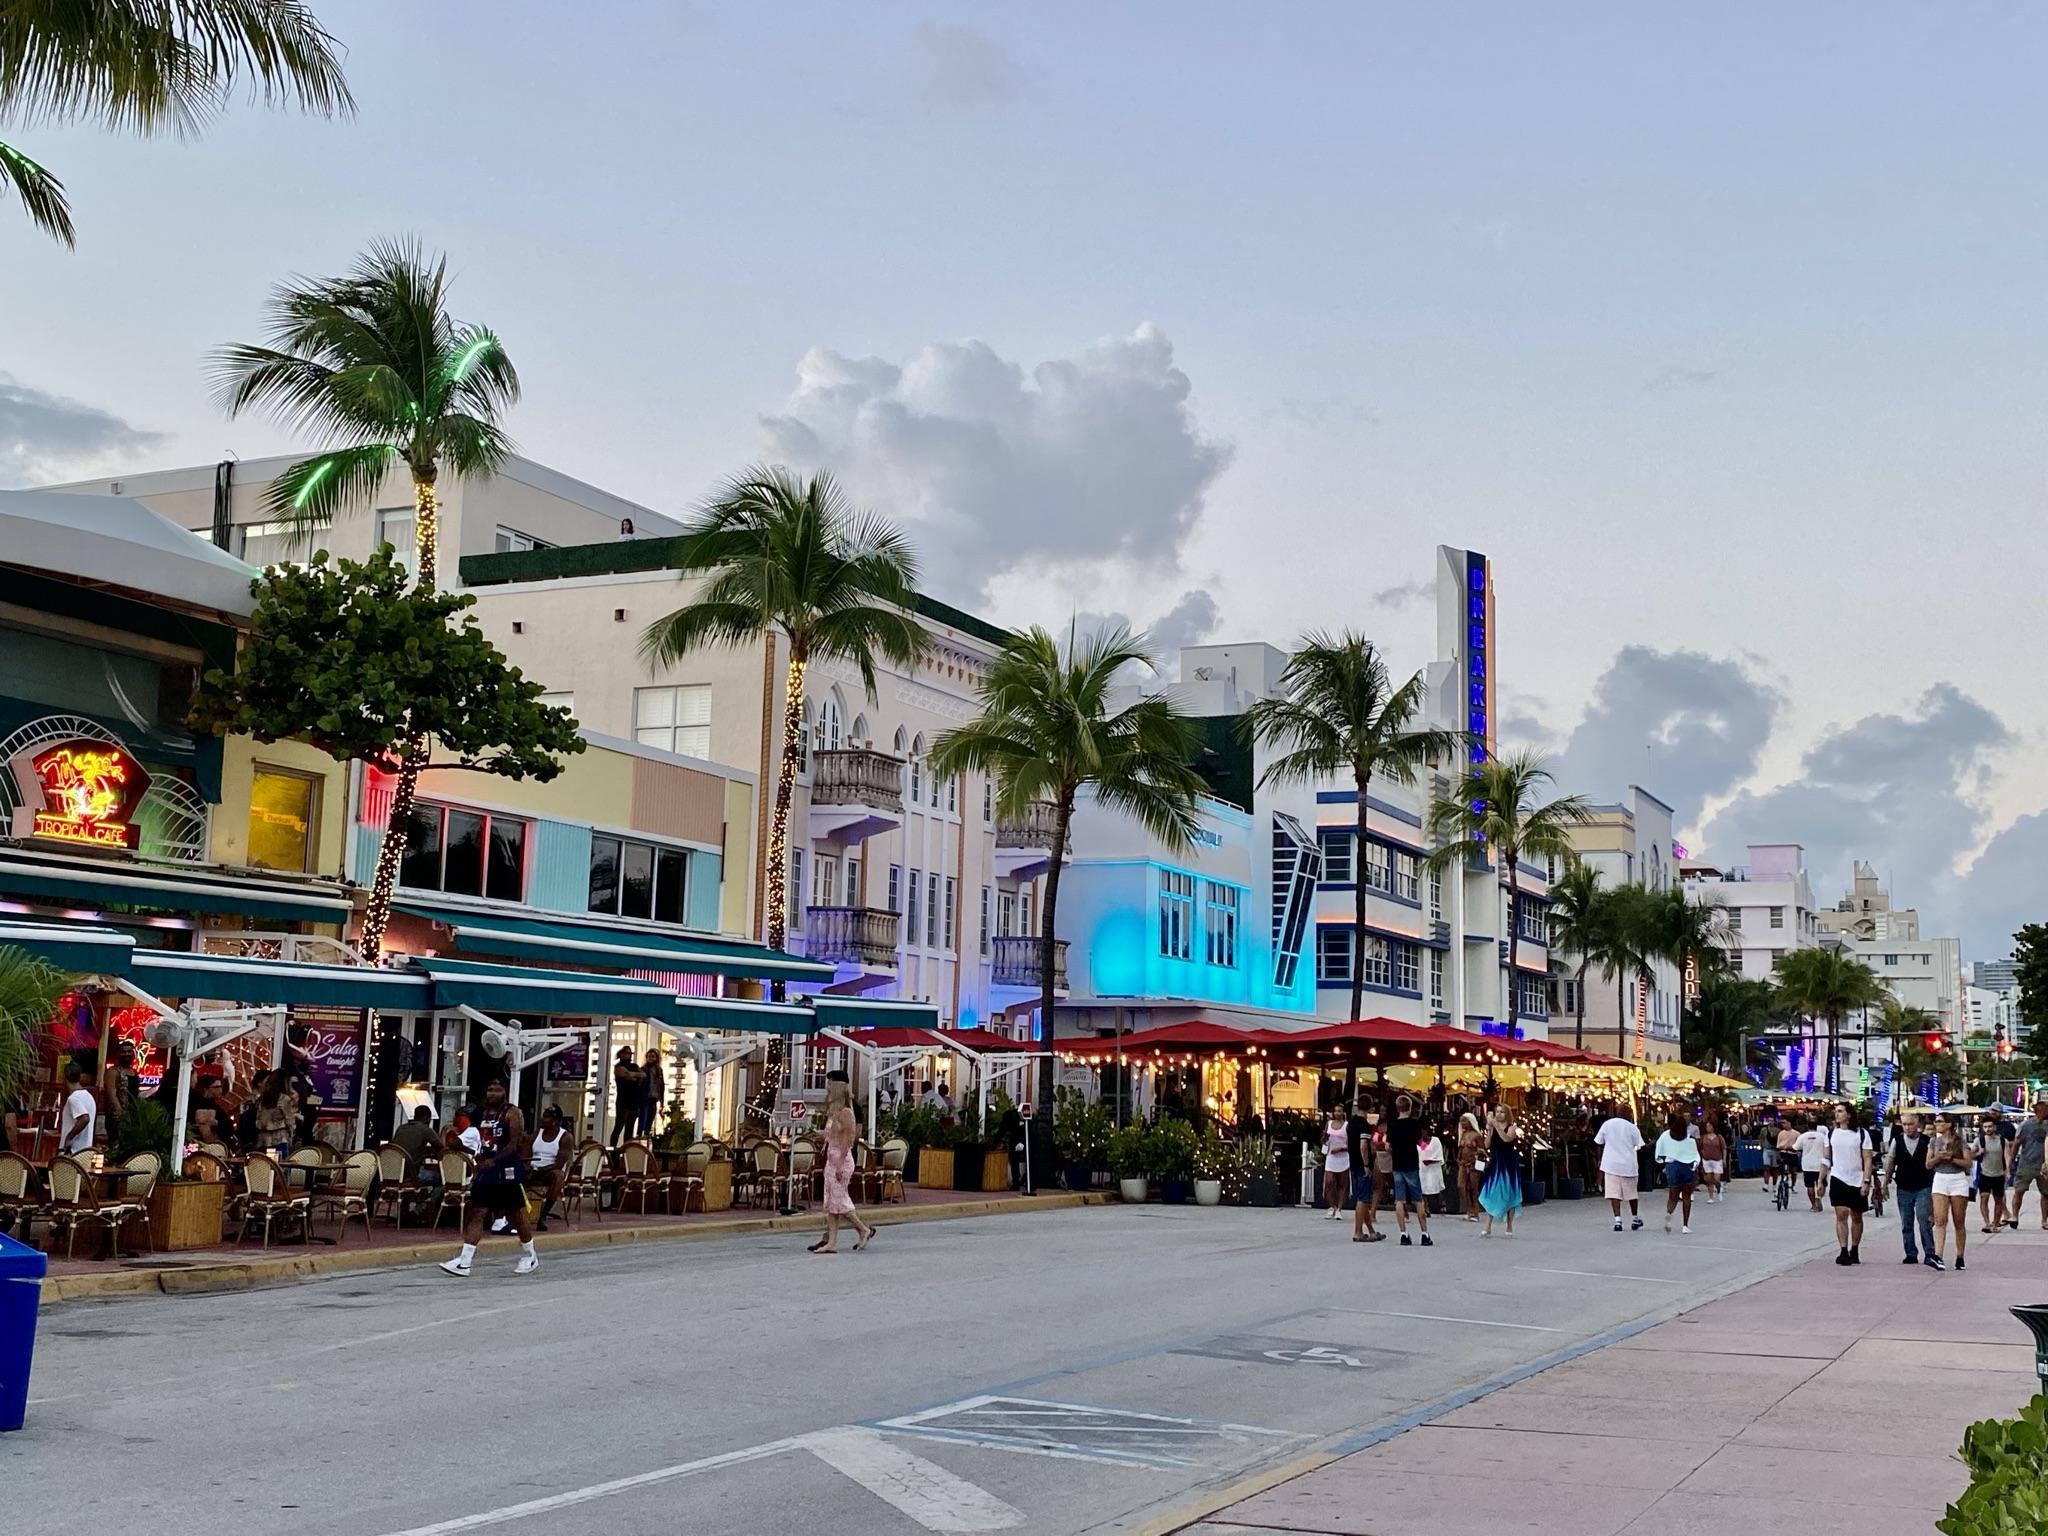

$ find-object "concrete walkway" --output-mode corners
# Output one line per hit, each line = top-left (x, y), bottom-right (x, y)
(1183, 1220), (2046, 1536)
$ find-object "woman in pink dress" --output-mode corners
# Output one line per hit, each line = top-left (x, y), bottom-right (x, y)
(809, 1072), (875, 1254)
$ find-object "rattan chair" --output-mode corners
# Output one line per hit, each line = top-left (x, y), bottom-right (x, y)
(560, 1143), (606, 1225)
(312, 1150), (377, 1242)
(676, 1141), (711, 1212)
(236, 1153), (311, 1248)
(0, 1151), (46, 1244)
(787, 1139), (817, 1207)
(119, 1152), (161, 1254)
(614, 1140), (667, 1215)
(878, 1138), (909, 1204)
(430, 1149), (474, 1230)
(371, 1143), (423, 1226)
(44, 1155), (146, 1259)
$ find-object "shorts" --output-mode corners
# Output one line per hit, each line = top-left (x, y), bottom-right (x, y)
(1603, 1172), (1639, 1202)
(471, 1179), (529, 1213)
(1977, 1175), (2006, 1199)
(1700, 1160), (1723, 1176)
(1665, 1161), (1698, 1188)
(1803, 1170), (1822, 1190)
(1390, 1170), (1424, 1204)
(1931, 1170), (1973, 1199)
(2015, 1165), (2045, 1195)
(1349, 1168), (1372, 1206)
(1827, 1177), (1868, 1213)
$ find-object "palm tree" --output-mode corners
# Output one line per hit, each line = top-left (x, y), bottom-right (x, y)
(1884, 1000), (1953, 1104)
(1772, 946), (1886, 1093)
(931, 624), (1206, 1129)
(643, 468), (926, 1015)
(1424, 750), (1592, 1030)
(2, 0), (350, 244)
(0, 945), (69, 1115)
(1245, 633), (1459, 1022)
(1544, 860), (1607, 1050)
(212, 240), (520, 961)
(1684, 972), (1774, 1076)
(1596, 882), (1656, 1057)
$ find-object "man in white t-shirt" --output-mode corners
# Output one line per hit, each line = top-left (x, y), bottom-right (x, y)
(1795, 1121), (1829, 1211)
(1821, 1103), (1872, 1266)
(60, 1065), (97, 1156)
(1594, 1108), (1646, 1232)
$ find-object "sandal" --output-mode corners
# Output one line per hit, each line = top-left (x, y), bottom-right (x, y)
(807, 1238), (831, 1252)
(854, 1227), (875, 1251)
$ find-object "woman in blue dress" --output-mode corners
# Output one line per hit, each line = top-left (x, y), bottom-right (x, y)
(1479, 1102), (1524, 1237)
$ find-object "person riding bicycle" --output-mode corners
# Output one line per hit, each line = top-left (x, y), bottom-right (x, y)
(1774, 1121), (1801, 1195)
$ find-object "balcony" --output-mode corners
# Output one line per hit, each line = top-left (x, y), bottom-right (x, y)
(808, 749), (904, 843)
(994, 802), (1066, 880)
(992, 935), (1068, 994)
(802, 905), (901, 972)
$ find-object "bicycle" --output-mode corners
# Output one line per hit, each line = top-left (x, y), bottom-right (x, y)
(1774, 1161), (1794, 1210)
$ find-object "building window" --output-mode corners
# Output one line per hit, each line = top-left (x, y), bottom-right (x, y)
(980, 885), (991, 956)
(888, 865), (902, 914)
(375, 508), (415, 570)
(946, 776), (958, 814)
(1393, 849), (1418, 901)
(1884, 954), (1898, 966)
(944, 877), (957, 951)
(983, 781), (992, 823)
(1316, 927), (1353, 982)
(1428, 869), (1443, 922)
(1393, 941), (1419, 993)
(1360, 934), (1391, 989)
(1429, 948), (1444, 1008)
(844, 856), (860, 906)
(1317, 829), (1354, 885)
(400, 802), (526, 902)
(247, 767), (317, 872)
(1364, 840), (1390, 893)
(238, 518), (317, 570)
(589, 836), (687, 922)
(1769, 906), (1785, 930)
(634, 684), (712, 760)
(1518, 972), (1548, 1018)
(1727, 908), (1743, 930)
(926, 875), (940, 949)
(998, 890), (1016, 937)
(790, 848), (805, 926)
(908, 756), (922, 802)
(1519, 903), (1547, 942)
(494, 526), (553, 553)
(538, 690), (575, 719)
(906, 871), (921, 942)
(1159, 870), (1195, 960)
(1204, 881), (1240, 968)
(812, 854), (839, 909)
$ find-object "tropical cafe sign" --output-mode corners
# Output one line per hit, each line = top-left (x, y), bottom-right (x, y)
(9, 739), (152, 851)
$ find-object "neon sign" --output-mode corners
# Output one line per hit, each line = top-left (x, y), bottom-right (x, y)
(12, 740), (152, 850)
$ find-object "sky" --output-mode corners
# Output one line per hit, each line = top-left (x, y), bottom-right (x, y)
(4, 3), (2045, 958)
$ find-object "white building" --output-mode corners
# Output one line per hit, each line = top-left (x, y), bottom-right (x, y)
(1683, 843), (1820, 981)
(1816, 861), (1920, 941)
(1547, 786), (1684, 1063)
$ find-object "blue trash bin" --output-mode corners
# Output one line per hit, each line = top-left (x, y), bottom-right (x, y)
(0, 1229), (47, 1432)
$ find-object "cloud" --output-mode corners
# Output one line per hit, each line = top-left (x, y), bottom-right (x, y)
(1553, 647), (1783, 823)
(1266, 398), (1379, 433)
(0, 373), (165, 486)
(1704, 683), (2011, 914)
(1645, 365), (1718, 392)
(1370, 578), (1432, 610)
(761, 324), (1232, 604)
(912, 22), (1025, 112)
(1952, 813), (2048, 962)
(1147, 589), (1221, 653)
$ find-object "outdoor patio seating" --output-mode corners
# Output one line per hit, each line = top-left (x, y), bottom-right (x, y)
(119, 1152), (161, 1254)
(311, 1150), (377, 1242)
(560, 1143), (606, 1225)
(675, 1141), (710, 1211)
(236, 1153), (310, 1248)
(878, 1138), (908, 1203)
(613, 1140), (667, 1215)
(431, 1149), (474, 1230)
(44, 1154), (146, 1260)
(0, 1150), (46, 1242)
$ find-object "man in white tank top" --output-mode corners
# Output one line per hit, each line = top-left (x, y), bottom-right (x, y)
(527, 1105), (572, 1233)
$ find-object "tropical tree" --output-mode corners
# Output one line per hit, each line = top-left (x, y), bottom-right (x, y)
(1544, 860), (1608, 1051)
(0, 945), (69, 1114)
(1245, 633), (1459, 1022)
(1887, 1001), (1956, 1104)
(2010, 923), (2048, 1078)
(931, 625), (1206, 1130)
(2, 0), (350, 244)
(211, 239), (518, 592)
(643, 466), (925, 1032)
(1772, 946), (1886, 1093)
(1424, 751), (1593, 1029)
(1684, 971), (1774, 1077)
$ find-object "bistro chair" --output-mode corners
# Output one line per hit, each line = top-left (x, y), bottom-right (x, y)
(878, 1138), (909, 1204)
(614, 1140), (667, 1216)
(560, 1143), (606, 1226)
(236, 1153), (311, 1248)
(787, 1139), (816, 1206)
(676, 1142), (711, 1212)
(431, 1149), (474, 1230)
(313, 1151), (378, 1243)
(119, 1152), (162, 1255)
(0, 1151), (46, 1245)
(198, 1141), (230, 1161)
(44, 1155), (146, 1260)
(372, 1143), (422, 1227)
(284, 1145), (327, 1191)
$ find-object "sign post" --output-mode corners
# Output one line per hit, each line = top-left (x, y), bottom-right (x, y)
(771, 1090), (815, 1216)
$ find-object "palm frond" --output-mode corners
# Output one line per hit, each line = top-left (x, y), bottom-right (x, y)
(1251, 630), (1457, 788)
(0, 136), (73, 244)
(639, 601), (771, 668)
(256, 443), (398, 543)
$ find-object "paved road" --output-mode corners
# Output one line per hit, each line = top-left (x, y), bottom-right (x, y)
(5, 1189), (1837, 1535)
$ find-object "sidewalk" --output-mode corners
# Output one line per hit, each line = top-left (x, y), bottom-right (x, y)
(1180, 1222), (2046, 1536)
(38, 1185), (1104, 1304)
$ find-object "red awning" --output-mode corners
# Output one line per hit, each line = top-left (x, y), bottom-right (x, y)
(831, 1026), (1045, 1056)
(1056, 1020), (1263, 1057)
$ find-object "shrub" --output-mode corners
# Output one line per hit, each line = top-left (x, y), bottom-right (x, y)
(1938, 1394), (2048, 1535)
(1150, 1117), (1200, 1181)
(1194, 1125), (1231, 1181)
(1053, 1088), (1113, 1169)
(112, 1096), (173, 1164)
(1107, 1122), (1151, 1180)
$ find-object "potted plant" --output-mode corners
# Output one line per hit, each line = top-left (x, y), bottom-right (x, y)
(1152, 1116), (1199, 1204)
(1054, 1089), (1109, 1192)
(1108, 1121), (1151, 1203)
(1193, 1127), (1227, 1206)
(1238, 1133), (1277, 1207)
(951, 1100), (987, 1193)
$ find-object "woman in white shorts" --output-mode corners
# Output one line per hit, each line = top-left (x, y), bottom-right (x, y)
(1927, 1112), (1975, 1272)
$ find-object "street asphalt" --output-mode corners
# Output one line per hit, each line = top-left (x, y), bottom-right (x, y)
(4, 1186), (1840, 1535)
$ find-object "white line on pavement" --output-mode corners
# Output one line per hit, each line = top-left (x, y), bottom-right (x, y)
(1518, 1267), (1686, 1285)
(1327, 1307), (1561, 1332)
(806, 1427), (1024, 1531)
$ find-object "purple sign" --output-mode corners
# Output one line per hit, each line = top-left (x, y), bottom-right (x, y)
(546, 1029), (591, 1086)
(286, 1005), (368, 1113)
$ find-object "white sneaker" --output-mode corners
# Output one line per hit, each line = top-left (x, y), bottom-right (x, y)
(514, 1252), (539, 1275)
(489, 1217), (509, 1234)
(1613, 1217), (1623, 1231)
(1663, 1215), (1673, 1233)
(439, 1257), (470, 1277)
(1682, 1224), (1692, 1234)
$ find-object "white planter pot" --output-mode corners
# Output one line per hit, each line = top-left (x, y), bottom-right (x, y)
(1193, 1179), (1223, 1207)
(1118, 1177), (1149, 1204)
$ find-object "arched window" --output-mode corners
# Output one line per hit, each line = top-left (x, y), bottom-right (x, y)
(893, 725), (908, 756)
(821, 694), (843, 751)
(909, 733), (925, 801)
(850, 713), (868, 747)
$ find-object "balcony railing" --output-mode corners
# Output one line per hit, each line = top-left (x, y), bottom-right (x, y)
(201, 931), (363, 966)
(810, 749), (903, 812)
(992, 935), (1068, 990)
(802, 905), (901, 969)
(996, 802), (1061, 849)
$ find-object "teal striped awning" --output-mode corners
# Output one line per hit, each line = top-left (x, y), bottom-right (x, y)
(409, 955), (680, 1021)
(393, 899), (832, 983)
(0, 921), (137, 975)
(665, 994), (817, 1036)
(0, 852), (353, 924)
(130, 949), (434, 1011)
(803, 995), (941, 1032)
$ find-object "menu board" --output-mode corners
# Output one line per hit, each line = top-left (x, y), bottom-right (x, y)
(546, 1028), (591, 1086)
(285, 1005), (368, 1113)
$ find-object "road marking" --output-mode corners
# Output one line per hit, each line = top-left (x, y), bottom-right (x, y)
(1327, 1307), (1561, 1333)
(806, 1427), (1023, 1531)
(879, 1395), (1297, 1469)
(1519, 1267), (1686, 1285)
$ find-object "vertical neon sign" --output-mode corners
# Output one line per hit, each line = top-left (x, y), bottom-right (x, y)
(1465, 551), (1493, 765)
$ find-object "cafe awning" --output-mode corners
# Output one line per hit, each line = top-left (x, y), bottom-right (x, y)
(0, 849), (353, 924)
(0, 920), (138, 974)
(393, 898), (831, 982)
(666, 994), (817, 1036)
(129, 949), (434, 1011)
(408, 955), (680, 1020)
(803, 996), (941, 1032)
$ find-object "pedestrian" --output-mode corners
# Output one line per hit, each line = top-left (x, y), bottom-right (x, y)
(1656, 1110), (1700, 1233)
(58, 1064), (96, 1157)
(1975, 1107), (2009, 1235)
(527, 1105), (572, 1233)
(1697, 1120), (1727, 1204)
(1320, 1106), (1349, 1220)
(2008, 1098), (2048, 1231)
(1347, 1097), (1384, 1243)
(1773, 1119), (1800, 1201)
(809, 1072), (875, 1254)
(610, 1046), (643, 1147)
(440, 1076), (539, 1276)
(1456, 1111), (1484, 1220)
(253, 1071), (296, 1159)
(1478, 1102), (1523, 1237)
(1794, 1116), (1829, 1211)
(1884, 1111), (1935, 1265)
(1823, 1103), (1871, 1266)
(1418, 1116), (1447, 1217)
(1927, 1112), (1974, 1272)
(1594, 1103), (1646, 1232)
(1388, 1093), (1431, 1247)
(638, 1048), (665, 1139)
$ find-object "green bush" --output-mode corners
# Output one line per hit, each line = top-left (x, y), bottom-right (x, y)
(887, 1105), (953, 1149)
(1939, 1394), (2048, 1535)
(1053, 1088), (1112, 1169)
(1194, 1125), (1231, 1181)
(1150, 1117), (1200, 1181)
(1107, 1122), (1151, 1180)
(112, 1096), (173, 1164)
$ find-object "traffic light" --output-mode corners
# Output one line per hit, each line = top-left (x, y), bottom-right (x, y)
(1923, 1031), (1947, 1055)
(1996, 1029), (2016, 1060)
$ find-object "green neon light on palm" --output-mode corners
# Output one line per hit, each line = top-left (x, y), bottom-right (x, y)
(448, 338), (492, 383)
(292, 459), (335, 508)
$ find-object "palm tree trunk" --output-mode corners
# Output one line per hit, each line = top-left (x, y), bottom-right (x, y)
(1037, 793), (1074, 1130)
(1574, 960), (1588, 1051)
(1350, 769), (1370, 1022)
(1503, 854), (1519, 1032)
(357, 741), (424, 962)
(411, 469), (440, 591)
(751, 644), (807, 1120)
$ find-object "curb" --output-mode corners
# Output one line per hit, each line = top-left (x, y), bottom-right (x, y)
(39, 1191), (1109, 1305)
